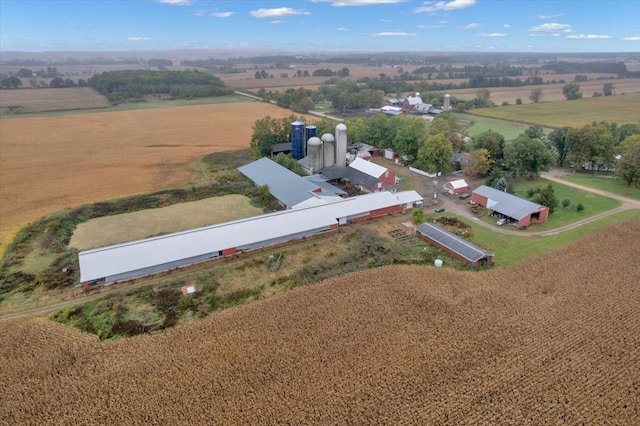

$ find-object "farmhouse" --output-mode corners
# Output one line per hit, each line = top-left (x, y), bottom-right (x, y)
(416, 222), (493, 267)
(402, 92), (423, 111)
(444, 179), (469, 195)
(381, 105), (403, 116)
(471, 185), (549, 228)
(78, 190), (424, 287)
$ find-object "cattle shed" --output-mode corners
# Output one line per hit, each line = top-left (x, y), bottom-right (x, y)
(471, 185), (549, 228)
(416, 223), (493, 267)
(79, 190), (423, 287)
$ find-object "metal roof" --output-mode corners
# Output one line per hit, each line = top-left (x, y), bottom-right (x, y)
(238, 157), (320, 208)
(349, 157), (387, 179)
(446, 179), (468, 190)
(416, 222), (493, 263)
(79, 190), (424, 282)
(472, 185), (547, 220)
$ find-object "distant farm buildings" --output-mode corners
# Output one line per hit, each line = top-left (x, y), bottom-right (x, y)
(471, 185), (549, 228)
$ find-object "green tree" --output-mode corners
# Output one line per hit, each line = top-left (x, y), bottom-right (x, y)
(615, 135), (640, 191)
(566, 123), (615, 174)
(392, 117), (427, 159)
(529, 87), (543, 104)
(417, 133), (454, 174)
(603, 82), (615, 96)
(548, 127), (570, 167)
(249, 115), (304, 158)
(475, 88), (491, 107)
(473, 130), (505, 161)
(534, 184), (559, 214)
(504, 135), (556, 179)
(562, 82), (582, 100)
(562, 198), (571, 209)
(0, 76), (22, 89)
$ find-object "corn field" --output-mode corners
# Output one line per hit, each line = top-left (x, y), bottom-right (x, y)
(1, 219), (639, 425)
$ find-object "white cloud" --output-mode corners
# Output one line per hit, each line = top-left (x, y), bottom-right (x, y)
(155, 0), (194, 5)
(192, 10), (206, 17)
(503, 24), (510, 28)
(337, 27), (349, 31)
(212, 11), (233, 18)
(529, 23), (572, 32)
(127, 37), (152, 41)
(250, 8), (311, 18)
(413, 0), (476, 14)
(537, 13), (564, 19)
(478, 33), (507, 37)
(623, 36), (640, 41)
(458, 23), (481, 30)
(269, 20), (284, 24)
(313, 0), (409, 6)
(566, 34), (612, 40)
(369, 31), (417, 36)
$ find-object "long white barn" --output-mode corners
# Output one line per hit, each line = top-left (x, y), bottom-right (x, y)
(79, 190), (423, 287)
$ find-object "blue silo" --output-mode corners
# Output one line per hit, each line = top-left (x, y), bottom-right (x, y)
(291, 121), (305, 160)
(305, 125), (317, 157)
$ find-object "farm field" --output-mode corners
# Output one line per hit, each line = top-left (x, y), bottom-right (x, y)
(1, 218), (639, 424)
(453, 113), (555, 140)
(438, 78), (640, 105)
(0, 87), (110, 113)
(70, 194), (263, 250)
(0, 101), (315, 255)
(469, 93), (640, 128)
(562, 173), (640, 201)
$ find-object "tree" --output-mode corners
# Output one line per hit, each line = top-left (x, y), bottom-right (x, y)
(473, 130), (505, 161)
(503, 135), (556, 179)
(16, 68), (33, 78)
(566, 123), (615, 174)
(391, 117), (427, 159)
(0, 76), (22, 89)
(562, 198), (571, 209)
(562, 82), (582, 100)
(249, 114), (304, 158)
(603, 82), (615, 96)
(475, 88), (491, 107)
(524, 125), (545, 140)
(494, 176), (508, 192)
(615, 135), (640, 191)
(416, 133), (454, 174)
(529, 87), (543, 104)
(534, 184), (559, 214)
(464, 149), (492, 177)
(548, 127), (570, 167)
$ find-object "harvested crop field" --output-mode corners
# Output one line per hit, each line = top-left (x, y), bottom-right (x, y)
(0, 102), (313, 254)
(70, 194), (263, 250)
(0, 87), (110, 113)
(2, 219), (639, 424)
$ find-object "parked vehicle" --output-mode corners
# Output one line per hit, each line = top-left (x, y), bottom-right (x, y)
(496, 218), (508, 226)
(435, 207), (446, 213)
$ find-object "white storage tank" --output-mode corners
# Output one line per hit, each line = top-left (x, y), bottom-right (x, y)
(335, 123), (347, 167)
(307, 136), (323, 173)
(321, 133), (335, 168)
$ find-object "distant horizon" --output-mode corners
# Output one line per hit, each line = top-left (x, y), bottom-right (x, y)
(1, 0), (639, 54)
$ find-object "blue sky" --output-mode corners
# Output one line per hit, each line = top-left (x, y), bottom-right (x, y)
(1, 0), (639, 53)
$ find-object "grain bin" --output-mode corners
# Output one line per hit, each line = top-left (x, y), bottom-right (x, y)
(321, 133), (335, 168)
(307, 136), (323, 173)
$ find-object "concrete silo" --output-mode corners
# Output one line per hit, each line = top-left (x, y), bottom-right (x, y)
(321, 133), (335, 168)
(335, 123), (347, 167)
(291, 121), (305, 160)
(307, 137), (323, 173)
(443, 94), (451, 111)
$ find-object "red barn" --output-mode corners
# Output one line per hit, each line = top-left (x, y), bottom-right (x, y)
(348, 157), (396, 192)
(444, 178), (469, 195)
(471, 185), (549, 228)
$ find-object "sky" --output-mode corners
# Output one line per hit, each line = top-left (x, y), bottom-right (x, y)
(1, 0), (639, 53)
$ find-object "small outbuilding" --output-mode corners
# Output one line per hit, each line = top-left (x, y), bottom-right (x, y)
(444, 179), (469, 195)
(416, 222), (493, 267)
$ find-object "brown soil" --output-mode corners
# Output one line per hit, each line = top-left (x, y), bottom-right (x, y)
(1, 219), (638, 424)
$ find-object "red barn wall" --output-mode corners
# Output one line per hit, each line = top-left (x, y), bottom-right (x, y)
(471, 193), (488, 207)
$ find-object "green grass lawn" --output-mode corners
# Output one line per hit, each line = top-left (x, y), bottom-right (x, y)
(453, 113), (555, 141)
(467, 93), (640, 128)
(562, 172), (640, 201)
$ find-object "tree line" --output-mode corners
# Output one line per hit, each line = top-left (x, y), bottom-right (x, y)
(87, 70), (234, 104)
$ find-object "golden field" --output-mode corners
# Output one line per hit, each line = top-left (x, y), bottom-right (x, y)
(1, 219), (639, 424)
(0, 101), (312, 254)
